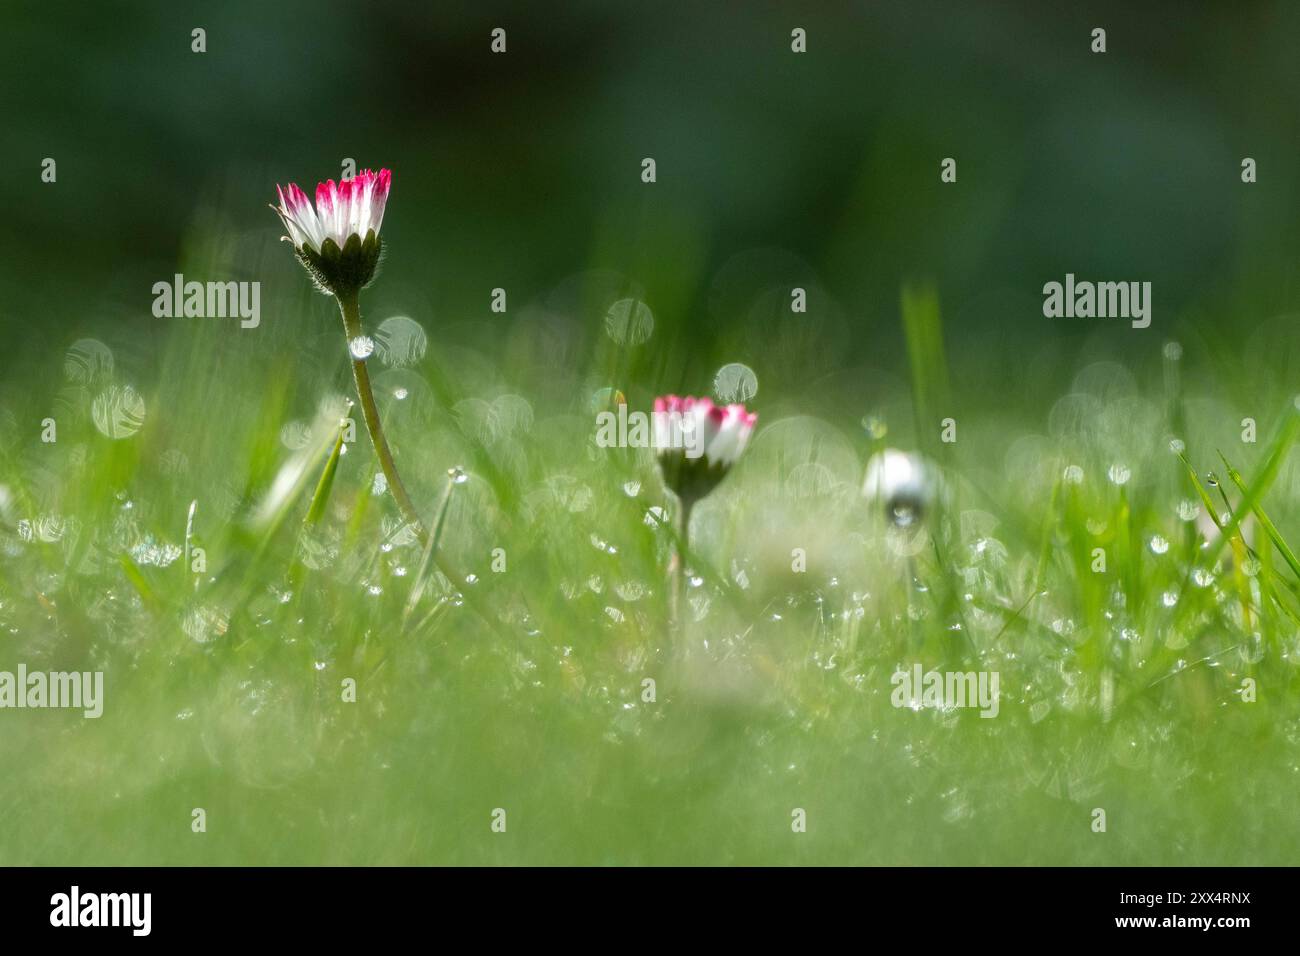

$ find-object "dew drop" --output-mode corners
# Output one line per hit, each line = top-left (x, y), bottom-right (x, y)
(91, 385), (146, 439)
(374, 316), (427, 367)
(862, 415), (887, 440)
(65, 338), (114, 385)
(712, 362), (758, 403)
(348, 335), (376, 360)
(891, 503), (917, 528)
(603, 299), (654, 345)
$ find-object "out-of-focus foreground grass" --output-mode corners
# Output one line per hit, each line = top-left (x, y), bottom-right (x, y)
(4, 0), (1300, 866)
(2, 221), (1300, 865)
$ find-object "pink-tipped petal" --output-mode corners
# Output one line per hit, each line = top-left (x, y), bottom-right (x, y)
(276, 168), (391, 253)
(370, 168), (391, 234)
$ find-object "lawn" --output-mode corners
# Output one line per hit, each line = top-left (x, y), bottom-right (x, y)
(2, 261), (1298, 865)
(3, 1), (1299, 867)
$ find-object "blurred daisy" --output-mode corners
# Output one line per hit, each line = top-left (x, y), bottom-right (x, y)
(653, 394), (757, 505)
(652, 394), (757, 638)
(863, 448), (934, 527)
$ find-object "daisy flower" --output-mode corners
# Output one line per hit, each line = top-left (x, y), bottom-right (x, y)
(271, 166), (423, 535)
(651, 393), (756, 638)
(273, 168), (391, 296)
(653, 395), (757, 504)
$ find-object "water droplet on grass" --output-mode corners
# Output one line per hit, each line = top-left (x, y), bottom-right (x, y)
(449, 466), (468, 484)
(348, 335), (375, 359)
(374, 315), (427, 367)
(183, 606), (228, 644)
(862, 415), (887, 440)
(604, 299), (654, 345)
(1149, 535), (1169, 555)
(615, 581), (646, 601)
(65, 338), (115, 385)
(713, 362), (758, 403)
(91, 385), (146, 439)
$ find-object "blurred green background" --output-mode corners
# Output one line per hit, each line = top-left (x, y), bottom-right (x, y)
(2, 1), (1300, 866)
(6, 0), (1300, 401)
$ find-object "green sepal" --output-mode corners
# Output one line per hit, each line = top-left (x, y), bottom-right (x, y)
(295, 230), (383, 297)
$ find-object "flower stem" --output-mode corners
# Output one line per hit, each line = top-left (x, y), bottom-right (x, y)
(336, 292), (425, 538)
(668, 494), (696, 642)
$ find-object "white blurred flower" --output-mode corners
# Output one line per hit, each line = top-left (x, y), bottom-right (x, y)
(863, 449), (934, 526)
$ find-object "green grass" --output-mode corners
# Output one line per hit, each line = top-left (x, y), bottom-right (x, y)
(3, 271), (1300, 866)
